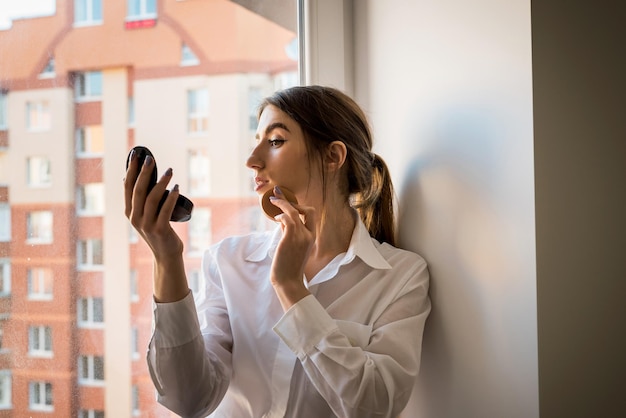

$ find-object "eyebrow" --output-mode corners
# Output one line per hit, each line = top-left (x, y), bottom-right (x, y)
(255, 122), (290, 139)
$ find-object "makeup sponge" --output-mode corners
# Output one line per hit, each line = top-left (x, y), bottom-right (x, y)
(260, 187), (298, 220)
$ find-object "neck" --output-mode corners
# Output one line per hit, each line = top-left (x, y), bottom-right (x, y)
(311, 203), (356, 259)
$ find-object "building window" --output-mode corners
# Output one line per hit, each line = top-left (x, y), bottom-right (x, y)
(181, 43), (199, 66)
(131, 327), (139, 360)
(74, 71), (102, 101)
(26, 211), (53, 244)
(0, 259), (10, 297)
(0, 204), (9, 242)
(77, 239), (103, 270)
(248, 86), (263, 131)
(130, 269), (139, 302)
(74, 0), (103, 26)
(128, 96), (135, 127)
(132, 384), (140, 416)
(76, 125), (104, 156)
(0, 92), (6, 130)
(27, 267), (53, 300)
(188, 149), (211, 196)
(77, 183), (105, 216)
(188, 269), (200, 294)
(0, 371), (11, 409)
(78, 355), (104, 385)
(78, 297), (104, 327)
(28, 326), (53, 357)
(187, 88), (209, 135)
(188, 208), (211, 255)
(80, 410), (105, 418)
(29, 381), (53, 411)
(39, 57), (55, 78)
(27, 156), (52, 188)
(26, 101), (51, 131)
(127, 0), (156, 21)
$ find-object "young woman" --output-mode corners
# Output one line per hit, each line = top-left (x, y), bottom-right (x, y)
(124, 85), (431, 418)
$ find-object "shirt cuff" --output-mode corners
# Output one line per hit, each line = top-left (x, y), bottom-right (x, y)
(272, 294), (338, 360)
(152, 290), (200, 348)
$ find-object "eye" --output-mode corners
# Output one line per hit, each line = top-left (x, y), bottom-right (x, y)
(268, 138), (286, 147)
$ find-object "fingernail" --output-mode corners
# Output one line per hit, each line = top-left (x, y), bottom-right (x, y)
(130, 149), (136, 160)
(274, 186), (283, 195)
(269, 196), (278, 201)
(145, 155), (153, 166)
(173, 184), (179, 192)
(164, 168), (172, 176)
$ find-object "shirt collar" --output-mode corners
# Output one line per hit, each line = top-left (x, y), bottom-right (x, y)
(244, 213), (392, 270)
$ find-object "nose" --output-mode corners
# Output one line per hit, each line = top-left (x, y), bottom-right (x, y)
(246, 142), (264, 170)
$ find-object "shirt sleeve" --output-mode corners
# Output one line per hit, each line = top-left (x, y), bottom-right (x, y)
(147, 254), (233, 418)
(273, 259), (431, 418)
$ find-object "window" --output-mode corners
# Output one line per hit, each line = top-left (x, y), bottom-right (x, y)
(188, 149), (210, 196)
(27, 267), (53, 300)
(0, 259), (9, 297)
(78, 355), (104, 385)
(80, 410), (105, 418)
(77, 239), (103, 270)
(26, 156), (52, 188)
(181, 43), (199, 66)
(188, 269), (200, 294)
(28, 326), (53, 357)
(128, 96), (135, 126)
(0, 371), (11, 409)
(187, 88), (209, 134)
(77, 183), (105, 216)
(0, 316), (7, 352)
(75, 0), (103, 26)
(131, 384), (139, 416)
(78, 297), (104, 327)
(188, 208), (211, 255)
(39, 57), (55, 78)
(74, 71), (102, 101)
(29, 381), (53, 411)
(129, 269), (139, 302)
(26, 211), (53, 244)
(26, 101), (51, 131)
(0, 91), (7, 130)
(131, 327), (139, 360)
(248, 87), (263, 130)
(76, 125), (104, 156)
(127, 0), (157, 21)
(0, 204), (9, 242)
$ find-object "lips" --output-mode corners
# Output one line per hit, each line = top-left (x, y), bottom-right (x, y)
(253, 177), (270, 192)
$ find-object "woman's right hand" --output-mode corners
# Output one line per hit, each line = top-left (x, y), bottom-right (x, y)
(124, 151), (189, 302)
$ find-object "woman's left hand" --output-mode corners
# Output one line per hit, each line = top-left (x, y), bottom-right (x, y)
(269, 186), (316, 310)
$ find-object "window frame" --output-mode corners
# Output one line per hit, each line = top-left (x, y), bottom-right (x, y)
(26, 211), (53, 245)
(74, 71), (103, 102)
(78, 355), (105, 386)
(76, 183), (105, 216)
(77, 239), (104, 271)
(77, 297), (104, 328)
(0, 204), (9, 242)
(28, 325), (53, 358)
(0, 91), (7, 130)
(28, 381), (53, 412)
(26, 156), (52, 188)
(0, 259), (10, 297)
(126, 0), (157, 21)
(186, 88), (209, 135)
(27, 267), (54, 301)
(25, 101), (51, 132)
(74, 0), (103, 27)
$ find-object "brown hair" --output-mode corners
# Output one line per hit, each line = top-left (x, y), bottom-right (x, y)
(258, 85), (396, 245)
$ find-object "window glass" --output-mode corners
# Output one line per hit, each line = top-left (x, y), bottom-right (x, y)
(0, 92), (6, 129)
(187, 88), (209, 135)
(26, 211), (53, 244)
(0, 1), (298, 415)
(26, 156), (52, 187)
(26, 101), (51, 131)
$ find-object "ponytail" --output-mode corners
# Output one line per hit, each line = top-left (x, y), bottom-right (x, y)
(353, 153), (396, 246)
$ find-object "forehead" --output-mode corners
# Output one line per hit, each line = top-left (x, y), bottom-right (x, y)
(256, 104), (299, 136)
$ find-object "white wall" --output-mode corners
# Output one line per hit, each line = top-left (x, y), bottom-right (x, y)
(353, 1), (538, 417)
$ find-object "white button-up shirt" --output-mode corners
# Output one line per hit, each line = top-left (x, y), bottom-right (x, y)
(147, 216), (431, 418)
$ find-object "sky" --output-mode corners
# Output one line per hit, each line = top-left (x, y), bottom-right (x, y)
(0, 0), (56, 30)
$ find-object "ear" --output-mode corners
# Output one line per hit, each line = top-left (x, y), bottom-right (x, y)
(325, 141), (347, 172)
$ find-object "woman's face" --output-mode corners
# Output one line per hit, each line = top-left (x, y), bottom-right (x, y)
(247, 104), (320, 202)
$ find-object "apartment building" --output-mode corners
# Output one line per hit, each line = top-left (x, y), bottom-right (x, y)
(0, 1), (297, 416)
